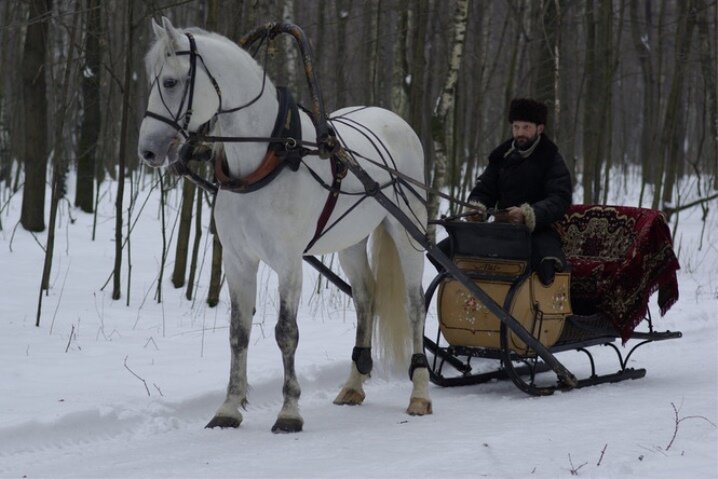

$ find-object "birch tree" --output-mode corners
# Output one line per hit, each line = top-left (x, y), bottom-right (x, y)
(428, 0), (469, 238)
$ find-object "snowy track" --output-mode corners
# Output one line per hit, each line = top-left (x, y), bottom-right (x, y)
(1, 178), (716, 478)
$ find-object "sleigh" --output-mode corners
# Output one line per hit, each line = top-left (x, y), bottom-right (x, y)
(422, 205), (682, 395)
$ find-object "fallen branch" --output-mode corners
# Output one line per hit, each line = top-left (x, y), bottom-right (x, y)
(597, 443), (608, 466)
(663, 191), (718, 220)
(666, 402), (717, 451)
(65, 325), (75, 353)
(123, 355), (150, 396)
(568, 454), (587, 476)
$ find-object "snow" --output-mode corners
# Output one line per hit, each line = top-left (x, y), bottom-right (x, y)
(1, 171), (716, 478)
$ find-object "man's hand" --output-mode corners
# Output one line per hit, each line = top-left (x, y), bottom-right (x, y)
(465, 203), (486, 222)
(493, 206), (525, 224)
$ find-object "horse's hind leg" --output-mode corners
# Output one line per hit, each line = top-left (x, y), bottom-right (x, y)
(334, 239), (374, 406)
(271, 261), (304, 433)
(206, 254), (258, 429)
(385, 221), (432, 416)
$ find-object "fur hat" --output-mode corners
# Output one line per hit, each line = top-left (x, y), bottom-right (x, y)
(508, 98), (548, 125)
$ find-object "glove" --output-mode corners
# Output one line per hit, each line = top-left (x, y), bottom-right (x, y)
(465, 201), (487, 222)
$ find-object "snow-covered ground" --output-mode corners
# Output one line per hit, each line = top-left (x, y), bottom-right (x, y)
(1, 169), (716, 478)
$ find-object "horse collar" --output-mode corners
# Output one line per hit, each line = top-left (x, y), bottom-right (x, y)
(213, 87), (304, 193)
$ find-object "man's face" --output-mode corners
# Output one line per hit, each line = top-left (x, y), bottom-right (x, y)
(512, 121), (544, 147)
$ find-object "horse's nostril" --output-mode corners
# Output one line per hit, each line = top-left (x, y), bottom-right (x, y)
(142, 150), (155, 161)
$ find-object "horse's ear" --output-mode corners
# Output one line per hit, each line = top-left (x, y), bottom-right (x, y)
(161, 16), (182, 50)
(151, 18), (165, 40)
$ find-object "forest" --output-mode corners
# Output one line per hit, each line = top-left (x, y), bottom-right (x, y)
(0, 0), (716, 307)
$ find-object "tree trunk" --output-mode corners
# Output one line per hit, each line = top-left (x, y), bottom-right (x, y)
(283, 0), (298, 91)
(20, 0), (52, 232)
(75, 0), (102, 213)
(362, 0), (378, 105)
(112, 0), (134, 301)
(428, 0), (469, 238)
(335, 0), (349, 108)
(0, 1), (12, 193)
(408, 0), (430, 141)
(186, 183), (204, 301)
(171, 178), (196, 288)
(630, 0), (658, 206)
(581, 0), (611, 204)
(658, 0), (696, 208)
(531, 0), (561, 140)
(392, 0), (410, 119)
(694, 0), (716, 179)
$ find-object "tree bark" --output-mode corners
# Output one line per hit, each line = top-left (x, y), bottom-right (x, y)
(531, 0), (561, 140)
(171, 178), (196, 289)
(428, 0), (469, 238)
(392, 0), (410, 119)
(408, 0), (430, 141)
(186, 184), (204, 301)
(112, 0), (134, 301)
(20, 0), (52, 232)
(581, 0), (612, 204)
(630, 0), (658, 206)
(335, 0), (349, 108)
(75, 0), (102, 213)
(658, 0), (696, 208)
(694, 0), (716, 179)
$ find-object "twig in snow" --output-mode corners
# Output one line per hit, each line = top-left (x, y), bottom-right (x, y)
(144, 336), (159, 350)
(124, 355), (150, 396)
(8, 220), (20, 252)
(153, 383), (164, 397)
(48, 261), (72, 333)
(65, 325), (75, 353)
(666, 402), (717, 451)
(597, 443), (608, 466)
(568, 454), (587, 476)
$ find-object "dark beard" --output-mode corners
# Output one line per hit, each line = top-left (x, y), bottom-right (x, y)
(515, 134), (538, 150)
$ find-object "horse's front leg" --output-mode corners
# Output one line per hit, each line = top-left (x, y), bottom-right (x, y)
(206, 256), (258, 429)
(271, 263), (304, 433)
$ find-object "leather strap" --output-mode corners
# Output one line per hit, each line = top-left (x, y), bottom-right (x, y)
(304, 154), (348, 252)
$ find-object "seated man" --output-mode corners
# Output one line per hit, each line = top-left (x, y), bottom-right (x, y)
(467, 98), (573, 285)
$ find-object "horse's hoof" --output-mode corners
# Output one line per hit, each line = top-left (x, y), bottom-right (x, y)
(333, 387), (365, 405)
(271, 417), (303, 433)
(406, 397), (433, 416)
(205, 415), (242, 429)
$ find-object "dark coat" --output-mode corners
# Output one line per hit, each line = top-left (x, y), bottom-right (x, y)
(469, 136), (572, 232)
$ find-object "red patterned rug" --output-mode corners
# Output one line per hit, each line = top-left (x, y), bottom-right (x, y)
(554, 205), (680, 342)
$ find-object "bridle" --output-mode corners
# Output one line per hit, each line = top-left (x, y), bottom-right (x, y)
(143, 32), (269, 142)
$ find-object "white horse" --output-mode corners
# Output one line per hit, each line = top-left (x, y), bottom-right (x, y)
(137, 17), (432, 433)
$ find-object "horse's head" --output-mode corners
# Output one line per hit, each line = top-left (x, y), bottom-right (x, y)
(138, 17), (220, 167)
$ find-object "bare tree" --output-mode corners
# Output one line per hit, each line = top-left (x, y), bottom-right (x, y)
(427, 0), (469, 238)
(20, 0), (52, 232)
(75, 0), (102, 213)
(656, 0), (696, 209)
(112, 0), (134, 301)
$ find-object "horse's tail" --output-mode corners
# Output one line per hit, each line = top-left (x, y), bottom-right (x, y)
(370, 222), (411, 374)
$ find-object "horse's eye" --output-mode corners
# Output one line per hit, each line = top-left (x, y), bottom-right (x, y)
(163, 78), (178, 89)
